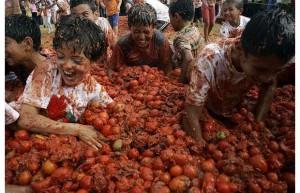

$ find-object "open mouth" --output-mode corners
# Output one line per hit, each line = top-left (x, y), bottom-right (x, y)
(63, 71), (75, 78)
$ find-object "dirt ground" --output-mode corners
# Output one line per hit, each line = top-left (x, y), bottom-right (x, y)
(40, 16), (221, 50)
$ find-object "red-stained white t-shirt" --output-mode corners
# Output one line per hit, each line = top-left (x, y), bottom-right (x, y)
(14, 62), (113, 120)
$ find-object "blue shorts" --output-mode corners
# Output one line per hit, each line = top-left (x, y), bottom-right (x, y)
(108, 13), (119, 27)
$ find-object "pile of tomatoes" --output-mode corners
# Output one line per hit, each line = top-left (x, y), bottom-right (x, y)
(5, 66), (294, 193)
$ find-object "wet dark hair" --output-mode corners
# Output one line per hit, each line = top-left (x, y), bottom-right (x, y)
(5, 14), (41, 51)
(241, 6), (295, 63)
(128, 4), (157, 27)
(169, 0), (194, 21)
(223, 0), (243, 10)
(53, 15), (107, 62)
(70, 0), (97, 12)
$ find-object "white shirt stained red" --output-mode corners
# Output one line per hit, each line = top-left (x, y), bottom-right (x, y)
(17, 63), (113, 120)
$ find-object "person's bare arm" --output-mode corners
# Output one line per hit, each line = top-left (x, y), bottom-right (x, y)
(255, 80), (277, 122)
(183, 103), (205, 141)
(180, 49), (194, 83)
(18, 104), (104, 150)
(117, 0), (122, 11)
(6, 185), (32, 193)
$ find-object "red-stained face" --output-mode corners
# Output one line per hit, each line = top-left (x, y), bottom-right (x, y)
(56, 43), (91, 86)
(130, 25), (154, 48)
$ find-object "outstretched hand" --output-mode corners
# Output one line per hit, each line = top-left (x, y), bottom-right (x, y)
(77, 125), (106, 150)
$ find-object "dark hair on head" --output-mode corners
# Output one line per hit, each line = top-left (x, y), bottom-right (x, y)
(223, 0), (244, 10)
(70, 0), (98, 12)
(53, 15), (107, 62)
(5, 14), (41, 51)
(241, 6), (295, 63)
(169, 0), (194, 21)
(128, 4), (157, 27)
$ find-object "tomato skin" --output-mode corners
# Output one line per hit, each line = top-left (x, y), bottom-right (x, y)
(80, 175), (92, 190)
(77, 189), (89, 193)
(183, 165), (198, 179)
(169, 175), (191, 193)
(51, 167), (73, 183)
(18, 170), (32, 185)
(15, 130), (30, 140)
(42, 160), (57, 175)
(31, 177), (51, 192)
(170, 165), (183, 177)
(128, 148), (140, 159)
(173, 153), (188, 166)
(250, 154), (268, 173)
(160, 172), (171, 183)
(140, 167), (154, 181)
(152, 157), (164, 170)
(201, 159), (215, 172)
(216, 181), (231, 193)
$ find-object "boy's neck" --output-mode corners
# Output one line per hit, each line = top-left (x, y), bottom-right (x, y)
(229, 16), (240, 27)
(176, 21), (192, 32)
(23, 52), (46, 71)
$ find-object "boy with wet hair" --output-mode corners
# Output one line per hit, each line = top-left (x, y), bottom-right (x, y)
(5, 14), (48, 121)
(169, 0), (203, 83)
(220, 0), (250, 38)
(17, 15), (113, 150)
(70, 0), (116, 65)
(5, 14), (47, 193)
(110, 3), (173, 74)
(183, 7), (294, 142)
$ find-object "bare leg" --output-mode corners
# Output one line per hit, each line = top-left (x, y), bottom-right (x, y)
(208, 24), (214, 36)
(113, 26), (118, 36)
(204, 23), (209, 42)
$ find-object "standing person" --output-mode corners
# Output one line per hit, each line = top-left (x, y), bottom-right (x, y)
(42, 0), (55, 33)
(5, 0), (21, 16)
(220, 0), (250, 38)
(30, 0), (39, 24)
(169, 0), (203, 83)
(19, 0), (27, 15)
(48, 0), (59, 24)
(193, 0), (202, 26)
(96, 0), (107, 17)
(103, 0), (122, 34)
(201, 0), (216, 42)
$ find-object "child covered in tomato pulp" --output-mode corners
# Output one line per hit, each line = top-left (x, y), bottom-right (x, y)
(169, 0), (203, 83)
(183, 7), (294, 142)
(70, 0), (117, 65)
(17, 15), (114, 150)
(5, 15), (51, 126)
(110, 3), (173, 74)
(220, 0), (250, 38)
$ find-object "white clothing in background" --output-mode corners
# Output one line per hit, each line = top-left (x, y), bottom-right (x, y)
(145, 0), (170, 22)
(220, 15), (250, 38)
